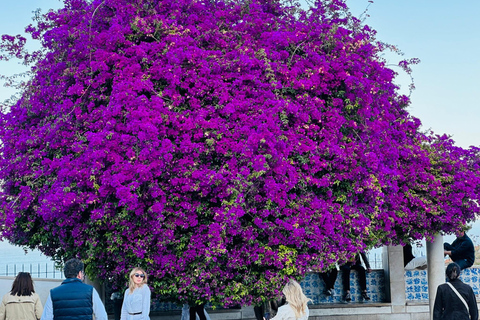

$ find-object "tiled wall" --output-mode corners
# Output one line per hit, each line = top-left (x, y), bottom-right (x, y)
(405, 267), (480, 301)
(301, 270), (386, 304)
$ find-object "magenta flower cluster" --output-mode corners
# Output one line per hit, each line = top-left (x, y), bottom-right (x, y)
(1, 0), (479, 305)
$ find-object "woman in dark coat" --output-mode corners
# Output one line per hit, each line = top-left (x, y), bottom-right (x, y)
(433, 262), (478, 320)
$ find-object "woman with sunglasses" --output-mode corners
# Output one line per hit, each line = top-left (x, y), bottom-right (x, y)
(120, 267), (151, 320)
(0, 272), (43, 320)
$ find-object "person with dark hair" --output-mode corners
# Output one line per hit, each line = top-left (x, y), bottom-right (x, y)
(40, 258), (108, 320)
(433, 262), (478, 320)
(444, 230), (475, 270)
(0, 272), (43, 320)
(340, 252), (371, 302)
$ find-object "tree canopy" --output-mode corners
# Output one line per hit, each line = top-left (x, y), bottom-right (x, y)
(1, 0), (479, 306)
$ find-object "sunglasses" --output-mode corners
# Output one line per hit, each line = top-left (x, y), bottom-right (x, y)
(134, 273), (145, 278)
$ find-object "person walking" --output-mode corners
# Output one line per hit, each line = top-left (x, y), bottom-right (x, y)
(271, 279), (310, 320)
(433, 262), (478, 320)
(0, 272), (43, 320)
(40, 258), (108, 320)
(120, 267), (151, 320)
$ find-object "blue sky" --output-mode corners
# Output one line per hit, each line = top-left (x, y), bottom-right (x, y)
(345, 0), (480, 149)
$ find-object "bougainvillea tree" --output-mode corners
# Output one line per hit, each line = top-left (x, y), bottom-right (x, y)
(1, 0), (479, 305)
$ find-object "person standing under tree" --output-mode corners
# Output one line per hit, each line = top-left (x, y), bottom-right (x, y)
(0, 272), (43, 320)
(271, 279), (310, 320)
(120, 267), (151, 320)
(41, 258), (107, 320)
(433, 262), (478, 320)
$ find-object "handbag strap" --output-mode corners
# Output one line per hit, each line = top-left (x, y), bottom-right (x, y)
(446, 282), (469, 313)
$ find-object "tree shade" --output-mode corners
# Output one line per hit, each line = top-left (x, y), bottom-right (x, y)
(1, 0), (479, 306)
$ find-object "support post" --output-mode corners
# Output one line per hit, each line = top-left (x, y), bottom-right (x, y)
(426, 234), (444, 320)
(382, 245), (406, 313)
(85, 275), (105, 303)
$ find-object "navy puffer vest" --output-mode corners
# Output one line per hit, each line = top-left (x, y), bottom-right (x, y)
(50, 278), (93, 320)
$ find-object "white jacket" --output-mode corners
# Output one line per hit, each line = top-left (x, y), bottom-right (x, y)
(271, 304), (309, 320)
(120, 285), (151, 320)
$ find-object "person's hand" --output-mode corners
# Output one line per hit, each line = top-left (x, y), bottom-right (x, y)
(367, 268), (372, 273)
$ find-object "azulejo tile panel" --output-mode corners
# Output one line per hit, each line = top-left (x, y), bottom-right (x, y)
(404, 267), (480, 301)
(301, 270), (386, 304)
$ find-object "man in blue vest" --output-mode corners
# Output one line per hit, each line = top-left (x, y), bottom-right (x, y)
(41, 258), (108, 320)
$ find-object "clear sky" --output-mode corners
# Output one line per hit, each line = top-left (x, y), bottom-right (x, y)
(345, 0), (480, 149)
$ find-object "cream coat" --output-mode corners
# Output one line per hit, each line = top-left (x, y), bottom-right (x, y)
(0, 292), (43, 320)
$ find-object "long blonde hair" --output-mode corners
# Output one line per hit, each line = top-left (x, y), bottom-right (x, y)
(128, 267), (148, 294)
(283, 279), (310, 318)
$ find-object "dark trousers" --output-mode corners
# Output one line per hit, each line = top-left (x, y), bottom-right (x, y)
(189, 303), (207, 320)
(454, 259), (471, 270)
(254, 305), (264, 320)
(320, 269), (338, 290)
(113, 299), (122, 320)
(341, 263), (366, 291)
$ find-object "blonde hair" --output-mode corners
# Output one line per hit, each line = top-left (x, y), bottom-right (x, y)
(128, 267), (148, 294)
(282, 279), (310, 318)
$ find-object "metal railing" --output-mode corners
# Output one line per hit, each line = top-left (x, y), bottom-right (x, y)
(0, 262), (62, 278)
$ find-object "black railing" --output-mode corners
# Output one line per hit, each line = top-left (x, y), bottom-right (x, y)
(0, 262), (62, 278)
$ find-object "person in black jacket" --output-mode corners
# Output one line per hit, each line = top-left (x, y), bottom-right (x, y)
(444, 231), (475, 270)
(433, 262), (478, 320)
